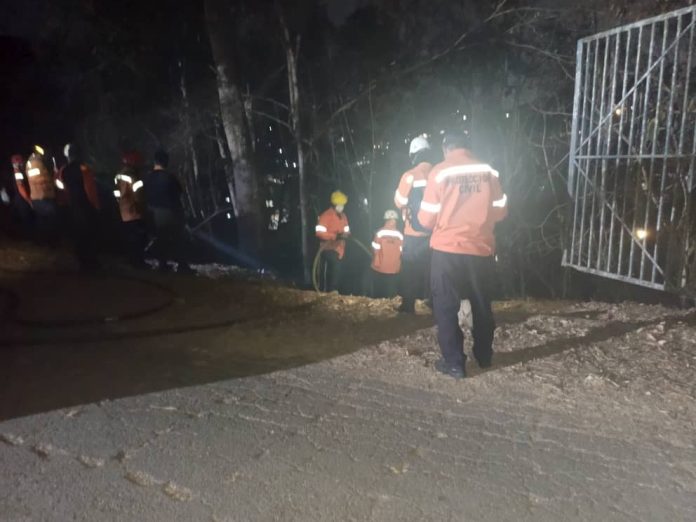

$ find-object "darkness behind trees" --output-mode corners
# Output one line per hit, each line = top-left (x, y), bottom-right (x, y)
(0, 0), (689, 296)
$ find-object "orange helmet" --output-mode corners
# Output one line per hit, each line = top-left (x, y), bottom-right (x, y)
(122, 150), (144, 168)
(10, 154), (24, 168)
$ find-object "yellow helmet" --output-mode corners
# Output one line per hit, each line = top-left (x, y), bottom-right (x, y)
(330, 190), (348, 206)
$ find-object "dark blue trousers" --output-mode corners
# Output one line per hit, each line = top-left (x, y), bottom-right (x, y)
(430, 250), (496, 368)
(399, 235), (430, 311)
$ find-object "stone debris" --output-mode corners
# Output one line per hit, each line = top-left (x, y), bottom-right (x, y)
(163, 481), (194, 502)
(0, 433), (24, 446)
(125, 470), (161, 487)
(78, 455), (105, 469)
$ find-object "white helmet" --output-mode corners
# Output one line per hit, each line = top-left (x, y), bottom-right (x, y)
(409, 136), (430, 156)
(384, 209), (399, 221)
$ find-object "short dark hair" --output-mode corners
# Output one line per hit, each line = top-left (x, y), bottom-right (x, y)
(442, 132), (470, 152)
(154, 149), (169, 168)
(411, 147), (439, 166)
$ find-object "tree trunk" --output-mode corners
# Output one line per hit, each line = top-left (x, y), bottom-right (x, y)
(278, 8), (310, 284)
(204, 0), (262, 254)
(179, 59), (203, 218)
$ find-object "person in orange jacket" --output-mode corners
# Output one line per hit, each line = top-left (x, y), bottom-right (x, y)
(56, 143), (101, 271)
(9, 154), (34, 236)
(315, 190), (350, 292)
(25, 147), (61, 244)
(114, 151), (147, 267)
(394, 136), (437, 313)
(370, 209), (404, 298)
(417, 132), (508, 379)
(11, 155), (31, 206)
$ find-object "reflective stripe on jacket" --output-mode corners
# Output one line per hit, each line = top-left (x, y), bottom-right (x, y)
(316, 207), (350, 259)
(56, 164), (100, 210)
(394, 162), (431, 238)
(25, 155), (56, 201)
(371, 223), (403, 274)
(114, 170), (144, 222)
(13, 169), (31, 205)
(418, 148), (508, 256)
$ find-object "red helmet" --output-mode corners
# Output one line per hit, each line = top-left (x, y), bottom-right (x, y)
(121, 150), (144, 168)
(10, 154), (23, 167)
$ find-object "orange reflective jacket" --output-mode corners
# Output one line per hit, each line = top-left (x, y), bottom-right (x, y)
(25, 154), (56, 201)
(394, 162), (432, 238)
(114, 169), (143, 222)
(316, 207), (350, 259)
(371, 221), (403, 274)
(12, 167), (31, 205)
(418, 148), (508, 257)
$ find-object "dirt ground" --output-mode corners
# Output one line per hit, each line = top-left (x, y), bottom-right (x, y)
(1, 242), (695, 520)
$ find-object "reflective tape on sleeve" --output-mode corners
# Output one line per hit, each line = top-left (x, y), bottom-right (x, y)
(405, 175), (414, 185)
(113, 190), (121, 198)
(55, 179), (65, 190)
(344, 225), (350, 233)
(371, 241), (381, 250)
(394, 190), (408, 205)
(412, 180), (427, 188)
(420, 201), (441, 213)
(132, 180), (144, 192)
(492, 194), (508, 208)
(14, 173), (24, 181)
(27, 168), (41, 177)
(315, 225), (328, 233)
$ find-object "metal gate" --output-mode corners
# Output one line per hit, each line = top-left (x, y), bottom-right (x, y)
(564, 6), (696, 294)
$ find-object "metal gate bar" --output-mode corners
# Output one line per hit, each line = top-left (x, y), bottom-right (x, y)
(564, 6), (696, 294)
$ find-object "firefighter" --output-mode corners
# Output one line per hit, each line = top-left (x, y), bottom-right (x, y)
(56, 143), (101, 271)
(315, 190), (350, 292)
(394, 136), (436, 313)
(10, 154), (34, 236)
(417, 132), (508, 379)
(25, 146), (60, 244)
(142, 149), (194, 274)
(370, 209), (404, 298)
(114, 151), (147, 267)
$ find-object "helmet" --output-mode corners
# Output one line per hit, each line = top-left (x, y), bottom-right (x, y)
(409, 136), (430, 156)
(384, 209), (399, 221)
(64, 143), (81, 161)
(10, 154), (24, 167)
(122, 150), (144, 168)
(330, 190), (348, 206)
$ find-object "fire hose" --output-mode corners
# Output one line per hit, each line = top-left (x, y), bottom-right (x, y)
(312, 236), (372, 293)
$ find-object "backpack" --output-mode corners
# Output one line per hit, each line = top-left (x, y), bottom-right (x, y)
(407, 184), (430, 233)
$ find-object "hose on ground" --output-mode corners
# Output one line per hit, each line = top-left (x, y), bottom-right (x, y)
(312, 236), (372, 293)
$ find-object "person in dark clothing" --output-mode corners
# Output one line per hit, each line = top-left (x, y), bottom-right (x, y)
(142, 150), (193, 274)
(57, 143), (101, 271)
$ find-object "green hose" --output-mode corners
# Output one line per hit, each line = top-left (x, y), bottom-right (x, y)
(312, 236), (372, 292)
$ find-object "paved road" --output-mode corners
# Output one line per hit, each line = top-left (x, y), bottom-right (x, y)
(2, 361), (694, 521)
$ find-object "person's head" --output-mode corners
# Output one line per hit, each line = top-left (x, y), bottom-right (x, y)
(409, 136), (432, 166)
(154, 149), (169, 169)
(442, 132), (471, 155)
(383, 209), (399, 224)
(122, 150), (144, 169)
(330, 190), (348, 213)
(10, 154), (24, 170)
(64, 143), (82, 164)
